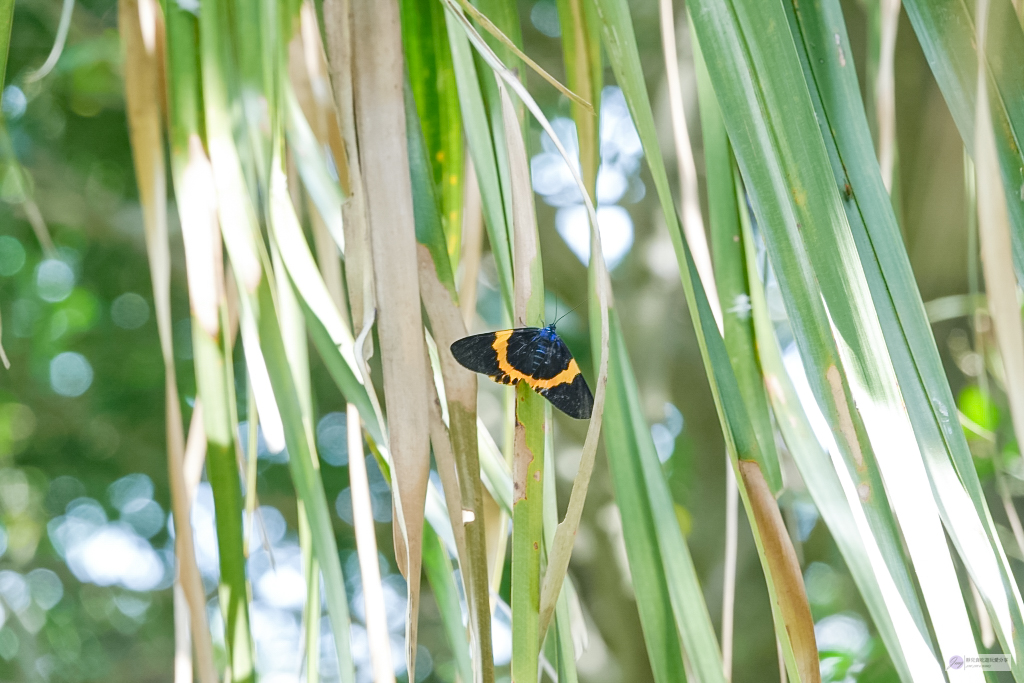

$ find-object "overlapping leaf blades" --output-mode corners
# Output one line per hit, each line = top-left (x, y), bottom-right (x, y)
(116, 0), (1024, 681)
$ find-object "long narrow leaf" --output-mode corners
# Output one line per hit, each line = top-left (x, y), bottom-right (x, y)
(596, 310), (696, 683)
(351, 2), (431, 673)
(408, 81), (495, 683)
(595, 0), (818, 678)
(689, 0), (984, 675)
(699, 35), (782, 496)
(694, 27), (941, 678)
(786, 0), (1024, 672)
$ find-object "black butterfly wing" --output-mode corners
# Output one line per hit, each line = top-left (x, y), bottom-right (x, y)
(528, 334), (593, 420)
(450, 331), (509, 376)
(450, 328), (594, 419)
(450, 329), (540, 385)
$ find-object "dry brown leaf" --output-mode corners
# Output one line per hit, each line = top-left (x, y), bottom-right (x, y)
(352, 1), (431, 675)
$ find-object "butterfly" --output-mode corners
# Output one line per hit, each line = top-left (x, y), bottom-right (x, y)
(450, 323), (593, 419)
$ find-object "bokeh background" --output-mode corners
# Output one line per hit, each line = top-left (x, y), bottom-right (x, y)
(0, 0), (989, 681)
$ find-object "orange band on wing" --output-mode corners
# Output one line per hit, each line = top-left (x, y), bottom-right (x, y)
(491, 330), (581, 390)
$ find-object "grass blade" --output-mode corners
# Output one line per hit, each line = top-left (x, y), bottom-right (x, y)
(743, 213), (943, 681)
(597, 310), (703, 683)
(595, 0), (816, 677)
(471, 0), (523, 71)
(660, 0), (720, 328)
(548, 0), (601, 665)
(201, 304), (256, 683)
(163, 7), (224, 679)
(973, 6), (1024, 673)
(691, 30), (782, 677)
(459, 159), (484, 325)
(265, 176), (384, 447)
(193, 15), (289, 679)
(874, 0), (900, 193)
(298, 505), (321, 683)
(249, 273), (355, 683)
(0, 129), (54, 259)
(691, 0), (988, 675)
(263, 24), (359, 668)
(541, 413), (580, 683)
(458, 0), (592, 112)
(198, 0), (262, 294)
(270, 219), (324, 683)
(260, 136), (360, 680)
(23, 0), (73, 83)
(407, 83), (457, 291)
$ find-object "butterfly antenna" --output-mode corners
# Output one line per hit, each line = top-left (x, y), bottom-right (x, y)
(553, 298), (589, 327)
